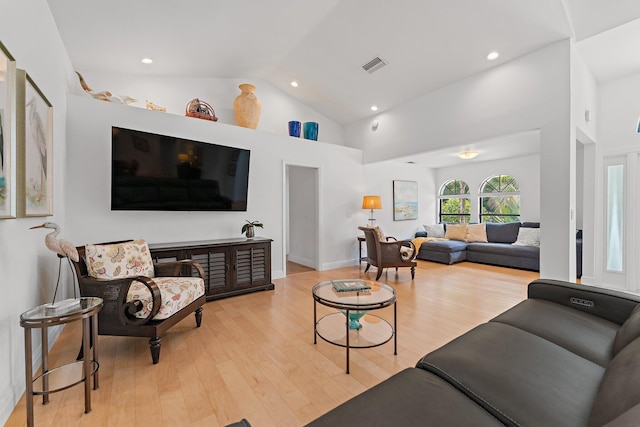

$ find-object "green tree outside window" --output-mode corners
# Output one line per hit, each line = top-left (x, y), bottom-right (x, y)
(439, 180), (470, 224)
(479, 175), (520, 223)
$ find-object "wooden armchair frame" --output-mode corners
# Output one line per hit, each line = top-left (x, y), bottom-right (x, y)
(359, 227), (417, 280)
(70, 240), (207, 364)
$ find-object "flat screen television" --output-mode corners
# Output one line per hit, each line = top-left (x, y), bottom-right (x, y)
(111, 127), (250, 211)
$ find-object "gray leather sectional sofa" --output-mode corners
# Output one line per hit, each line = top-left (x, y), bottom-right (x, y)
(415, 222), (583, 277)
(307, 279), (640, 426)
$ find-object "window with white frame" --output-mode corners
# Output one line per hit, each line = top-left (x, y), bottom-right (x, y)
(479, 175), (520, 223)
(439, 180), (470, 223)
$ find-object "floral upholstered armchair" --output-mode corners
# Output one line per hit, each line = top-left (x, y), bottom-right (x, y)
(70, 239), (206, 364)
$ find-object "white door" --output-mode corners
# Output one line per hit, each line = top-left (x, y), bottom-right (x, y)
(600, 155), (633, 290)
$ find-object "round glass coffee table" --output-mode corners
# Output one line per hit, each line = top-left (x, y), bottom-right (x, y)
(312, 280), (396, 374)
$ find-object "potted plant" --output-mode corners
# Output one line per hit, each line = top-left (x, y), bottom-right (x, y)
(241, 220), (263, 238)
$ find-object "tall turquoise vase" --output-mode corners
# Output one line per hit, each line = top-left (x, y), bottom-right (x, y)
(303, 122), (319, 141)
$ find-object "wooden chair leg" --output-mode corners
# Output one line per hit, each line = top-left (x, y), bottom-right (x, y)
(364, 263), (371, 273)
(411, 266), (415, 280)
(195, 307), (203, 327)
(376, 267), (383, 280)
(150, 337), (161, 364)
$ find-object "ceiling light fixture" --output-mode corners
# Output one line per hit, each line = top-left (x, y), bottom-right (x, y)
(457, 150), (479, 160)
(370, 105), (378, 111)
(290, 81), (299, 87)
(141, 58), (153, 64)
(486, 51), (499, 61)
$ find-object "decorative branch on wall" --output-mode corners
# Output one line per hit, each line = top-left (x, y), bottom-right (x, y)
(75, 71), (136, 104)
(0, 41), (17, 219)
(17, 69), (53, 217)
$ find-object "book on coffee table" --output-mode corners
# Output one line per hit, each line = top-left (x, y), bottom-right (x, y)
(331, 279), (371, 293)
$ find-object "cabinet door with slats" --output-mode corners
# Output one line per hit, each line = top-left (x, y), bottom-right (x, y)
(235, 245), (268, 289)
(190, 249), (229, 295)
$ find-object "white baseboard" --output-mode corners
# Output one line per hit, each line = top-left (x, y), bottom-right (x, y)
(320, 259), (359, 271)
(287, 255), (316, 269)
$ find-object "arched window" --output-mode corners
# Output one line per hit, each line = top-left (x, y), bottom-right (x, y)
(439, 180), (470, 223)
(479, 175), (520, 223)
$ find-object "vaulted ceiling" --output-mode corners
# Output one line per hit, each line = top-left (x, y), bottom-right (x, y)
(47, 1), (640, 127)
(47, 1), (640, 167)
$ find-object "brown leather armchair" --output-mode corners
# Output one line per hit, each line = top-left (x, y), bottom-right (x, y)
(358, 226), (417, 280)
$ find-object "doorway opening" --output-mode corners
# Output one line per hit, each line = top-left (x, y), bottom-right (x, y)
(284, 164), (320, 276)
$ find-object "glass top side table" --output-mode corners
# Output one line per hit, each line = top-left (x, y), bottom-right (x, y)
(20, 297), (103, 427)
(312, 280), (396, 374)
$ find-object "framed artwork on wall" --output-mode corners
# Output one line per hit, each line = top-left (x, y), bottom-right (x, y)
(393, 180), (418, 221)
(0, 41), (17, 219)
(17, 69), (53, 217)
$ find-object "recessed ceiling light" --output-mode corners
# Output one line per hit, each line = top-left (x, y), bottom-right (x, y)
(486, 51), (499, 61)
(141, 58), (153, 64)
(290, 81), (299, 87)
(370, 105), (378, 111)
(457, 150), (479, 160)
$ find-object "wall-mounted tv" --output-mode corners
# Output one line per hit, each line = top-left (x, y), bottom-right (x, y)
(111, 127), (250, 211)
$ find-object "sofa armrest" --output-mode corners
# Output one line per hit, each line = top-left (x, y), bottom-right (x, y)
(528, 279), (640, 325)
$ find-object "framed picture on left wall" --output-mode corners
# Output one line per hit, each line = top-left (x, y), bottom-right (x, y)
(0, 41), (17, 219)
(17, 69), (53, 217)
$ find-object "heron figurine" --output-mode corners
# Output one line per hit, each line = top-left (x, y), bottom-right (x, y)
(30, 222), (79, 305)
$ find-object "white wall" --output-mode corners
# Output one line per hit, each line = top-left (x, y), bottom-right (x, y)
(598, 74), (640, 152)
(435, 154), (541, 223)
(571, 47), (599, 144)
(349, 41), (575, 280)
(75, 72), (346, 146)
(0, 0), (75, 424)
(65, 96), (365, 276)
(361, 162), (437, 241)
(592, 73), (640, 290)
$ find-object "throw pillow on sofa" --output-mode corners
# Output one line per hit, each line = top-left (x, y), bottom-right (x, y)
(424, 224), (445, 238)
(485, 222), (521, 243)
(445, 223), (467, 241)
(466, 223), (488, 243)
(513, 227), (540, 247)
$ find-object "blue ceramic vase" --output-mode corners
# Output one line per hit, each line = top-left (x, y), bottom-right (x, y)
(288, 121), (301, 137)
(303, 122), (319, 141)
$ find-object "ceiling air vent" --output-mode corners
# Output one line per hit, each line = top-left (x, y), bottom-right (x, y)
(362, 56), (388, 74)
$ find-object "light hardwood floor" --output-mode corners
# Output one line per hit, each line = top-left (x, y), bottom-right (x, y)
(6, 260), (538, 427)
